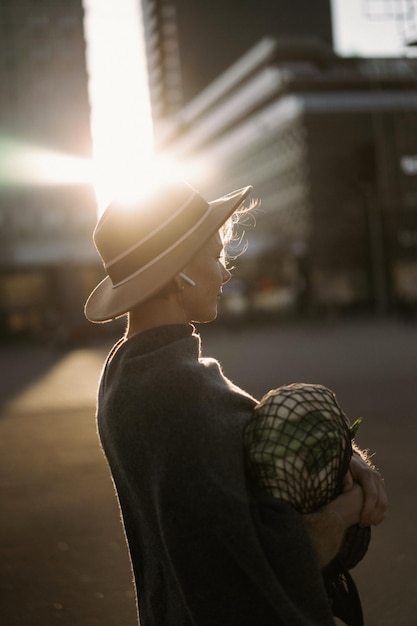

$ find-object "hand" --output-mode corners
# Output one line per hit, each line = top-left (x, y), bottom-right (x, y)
(325, 481), (364, 529)
(343, 453), (388, 526)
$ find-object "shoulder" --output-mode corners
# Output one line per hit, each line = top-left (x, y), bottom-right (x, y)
(101, 327), (254, 422)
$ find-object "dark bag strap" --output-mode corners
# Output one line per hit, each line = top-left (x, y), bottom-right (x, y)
(323, 560), (364, 626)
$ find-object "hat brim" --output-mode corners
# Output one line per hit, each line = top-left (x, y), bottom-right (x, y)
(84, 185), (253, 322)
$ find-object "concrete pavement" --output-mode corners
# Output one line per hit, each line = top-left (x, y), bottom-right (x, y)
(1, 318), (416, 625)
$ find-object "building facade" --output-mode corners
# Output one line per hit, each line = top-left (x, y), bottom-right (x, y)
(0, 1), (99, 340)
(142, 27), (417, 316)
(140, 0), (333, 137)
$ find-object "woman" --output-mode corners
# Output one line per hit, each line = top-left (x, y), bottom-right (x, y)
(85, 180), (387, 626)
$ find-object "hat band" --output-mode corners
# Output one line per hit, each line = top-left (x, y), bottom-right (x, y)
(107, 193), (210, 286)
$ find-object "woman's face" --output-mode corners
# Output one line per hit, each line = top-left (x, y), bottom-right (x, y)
(180, 232), (231, 323)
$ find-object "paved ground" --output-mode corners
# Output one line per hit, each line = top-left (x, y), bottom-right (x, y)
(1, 317), (416, 625)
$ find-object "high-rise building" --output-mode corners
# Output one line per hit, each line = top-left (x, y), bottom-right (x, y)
(142, 23), (417, 315)
(140, 0), (333, 133)
(140, 1), (417, 316)
(0, 1), (99, 340)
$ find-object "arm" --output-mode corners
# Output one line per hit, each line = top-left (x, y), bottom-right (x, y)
(303, 451), (387, 569)
(303, 481), (364, 568)
(303, 509), (346, 568)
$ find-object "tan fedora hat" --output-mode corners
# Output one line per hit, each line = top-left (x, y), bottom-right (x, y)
(84, 180), (253, 322)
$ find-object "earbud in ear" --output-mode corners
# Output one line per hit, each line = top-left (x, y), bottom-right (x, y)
(179, 272), (196, 287)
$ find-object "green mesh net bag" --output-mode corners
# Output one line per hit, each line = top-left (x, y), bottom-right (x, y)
(244, 383), (371, 626)
(244, 383), (354, 513)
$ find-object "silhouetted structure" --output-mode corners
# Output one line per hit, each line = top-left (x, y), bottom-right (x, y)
(141, 0), (333, 132)
(363, 0), (417, 47)
(0, 1), (99, 340)
(139, 0), (417, 316)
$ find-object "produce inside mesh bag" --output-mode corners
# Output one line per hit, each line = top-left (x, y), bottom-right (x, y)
(244, 383), (370, 570)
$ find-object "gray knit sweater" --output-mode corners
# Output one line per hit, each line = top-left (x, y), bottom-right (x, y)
(97, 324), (335, 626)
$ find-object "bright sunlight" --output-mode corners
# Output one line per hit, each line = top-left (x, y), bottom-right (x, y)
(0, 1), (161, 211)
(0, 137), (93, 187)
(2, 1), (412, 212)
(83, 0), (155, 212)
(83, 0), (207, 211)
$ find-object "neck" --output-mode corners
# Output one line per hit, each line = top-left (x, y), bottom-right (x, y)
(126, 293), (187, 338)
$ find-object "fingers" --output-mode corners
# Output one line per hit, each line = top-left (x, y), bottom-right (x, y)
(359, 469), (387, 526)
(349, 454), (388, 526)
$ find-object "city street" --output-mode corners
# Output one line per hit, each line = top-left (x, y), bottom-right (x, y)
(1, 317), (416, 626)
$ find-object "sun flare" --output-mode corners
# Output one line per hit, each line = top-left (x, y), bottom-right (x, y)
(0, 3), (210, 210)
(0, 137), (93, 187)
(83, 0), (156, 214)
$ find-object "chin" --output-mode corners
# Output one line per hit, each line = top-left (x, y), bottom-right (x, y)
(192, 309), (218, 324)
(206, 307), (219, 322)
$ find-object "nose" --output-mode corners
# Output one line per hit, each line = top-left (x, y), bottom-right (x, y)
(221, 265), (231, 284)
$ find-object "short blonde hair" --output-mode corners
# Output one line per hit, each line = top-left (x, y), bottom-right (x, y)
(221, 197), (259, 263)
